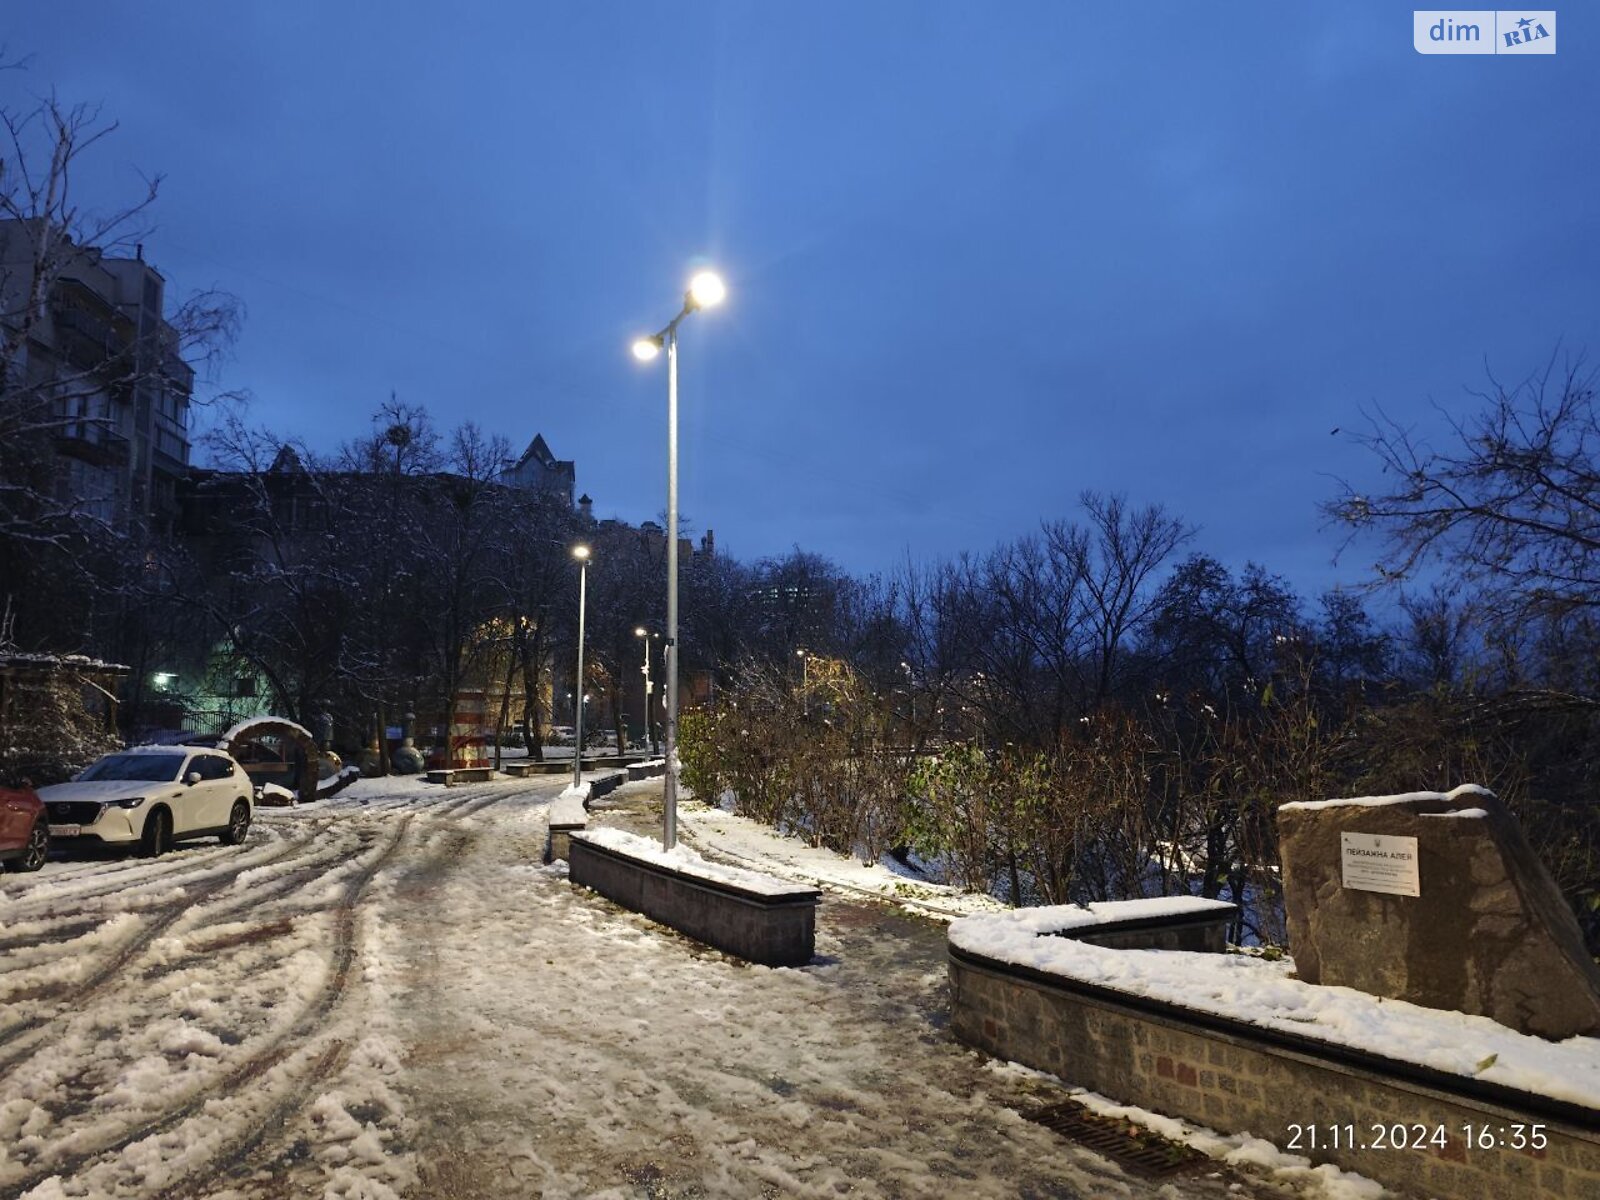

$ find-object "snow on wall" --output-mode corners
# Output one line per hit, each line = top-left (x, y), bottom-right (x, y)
(574, 828), (817, 899)
(949, 903), (1600, 1110)
(1278, 783), (1493, 812)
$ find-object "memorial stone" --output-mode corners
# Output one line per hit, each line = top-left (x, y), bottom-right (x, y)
(1278, 784), (1600, 1040)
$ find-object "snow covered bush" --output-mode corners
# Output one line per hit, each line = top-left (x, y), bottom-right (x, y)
(0, 670), (122, 786)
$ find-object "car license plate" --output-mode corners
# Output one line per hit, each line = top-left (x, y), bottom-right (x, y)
(50, 823), (81, 837)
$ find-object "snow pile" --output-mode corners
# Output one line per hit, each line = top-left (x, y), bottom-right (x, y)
(575, 828), (817, 898)
(1279, 782), (1493, 812)
(676, 801), (1009, 921)
(951, 905), (1600, 1109)
(256, 782), (297, 806)
(317, 765), (362, 798)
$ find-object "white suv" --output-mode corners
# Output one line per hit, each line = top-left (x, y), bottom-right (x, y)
(38, 746), (254, 856)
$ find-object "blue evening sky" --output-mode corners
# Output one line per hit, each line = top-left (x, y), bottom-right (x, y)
(7, 4), (1596, 596)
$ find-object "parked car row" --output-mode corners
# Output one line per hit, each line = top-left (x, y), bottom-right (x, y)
(0, 745), (255, 869)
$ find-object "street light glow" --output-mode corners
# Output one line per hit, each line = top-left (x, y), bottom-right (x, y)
(635, 626), (647, 637)
(688, 270), (726, 309)
(636, 267), (728, 851)
(572, 544), (591, 560)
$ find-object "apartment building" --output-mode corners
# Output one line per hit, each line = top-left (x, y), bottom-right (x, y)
(0, 219), (194, 530)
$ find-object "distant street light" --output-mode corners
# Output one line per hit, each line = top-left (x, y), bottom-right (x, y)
(635, 627), (659, 756)
(630, 268), (726, 850)
(797, 648), (809, 717)
(571, 544), (591, 790)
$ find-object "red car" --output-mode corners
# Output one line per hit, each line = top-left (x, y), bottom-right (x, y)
(1, 784), (49, 872)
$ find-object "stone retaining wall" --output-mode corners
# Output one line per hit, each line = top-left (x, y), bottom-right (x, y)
(949, 951), (1600, 1200)
(569, 835), (820, 966)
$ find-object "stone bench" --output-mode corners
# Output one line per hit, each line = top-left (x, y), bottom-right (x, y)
(450, 766), (496, 783)
(588, 770), (627, 800)
(627, 759), (667, 781)
(425, 769), (454, 785)
(545, 787), (591, 864)
(569, 832), (820, 967)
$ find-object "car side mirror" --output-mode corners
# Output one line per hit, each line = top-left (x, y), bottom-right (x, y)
(186, 771), (202, 786)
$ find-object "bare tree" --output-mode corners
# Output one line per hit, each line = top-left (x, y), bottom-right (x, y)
(1330, 358), (1600, 659)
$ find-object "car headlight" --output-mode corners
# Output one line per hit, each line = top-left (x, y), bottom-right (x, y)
(112, 797), (147, 810)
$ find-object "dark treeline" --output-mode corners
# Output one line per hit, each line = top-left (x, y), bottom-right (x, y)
(5, 345), (1599, 945)
(680, 364), (1600, 947)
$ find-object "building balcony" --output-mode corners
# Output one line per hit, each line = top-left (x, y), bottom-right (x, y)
(54, 422), (131, 467)
(152, 423), (189, 474)
(51, 307), (134, 372)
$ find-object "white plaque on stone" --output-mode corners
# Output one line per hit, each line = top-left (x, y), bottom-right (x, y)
(1339, 832), (1420, 897)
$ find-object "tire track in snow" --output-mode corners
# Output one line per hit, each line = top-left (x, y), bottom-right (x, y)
(4, 814), (413, 1199)
(0, 827), (319, 1064)
(0, 830), (289, 917)
(166, 808), (499, 1198)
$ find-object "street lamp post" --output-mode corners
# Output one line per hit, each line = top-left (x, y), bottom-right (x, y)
(635, 626), (656, 756)
(797, 649), (809, 717)
(631, 269), (726, 850)
(571, 544), (591, 790)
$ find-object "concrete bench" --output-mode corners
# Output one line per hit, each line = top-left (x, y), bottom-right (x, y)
(588, 770), (627, 800)
(627, 759), (667, 781)
(425, 769), (454, 785)
(451, 766), (495, 783)
(569, 833), (820, 967)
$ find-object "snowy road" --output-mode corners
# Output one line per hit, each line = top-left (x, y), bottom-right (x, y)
(1, 776), (1359, 1199)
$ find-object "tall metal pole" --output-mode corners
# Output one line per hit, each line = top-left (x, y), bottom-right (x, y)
(664, 326), (680, 849)
(639, 633), (655, 756)
(572, 556), (588, 791)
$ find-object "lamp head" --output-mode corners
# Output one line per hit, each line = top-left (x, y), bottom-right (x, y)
(631, 336), (661, 362)
(635, 626), (647, 638)
(687, 270), (726, 310)
(572, 544), (591, 561)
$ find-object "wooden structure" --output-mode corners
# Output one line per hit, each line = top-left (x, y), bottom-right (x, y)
(217, 716), (321, 804)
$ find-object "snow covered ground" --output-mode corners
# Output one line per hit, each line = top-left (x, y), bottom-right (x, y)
(0, 773), (1389, 1198)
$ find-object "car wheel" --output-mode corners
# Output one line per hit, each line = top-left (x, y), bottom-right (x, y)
(5, 820), (48, 872)
(222, 800), (251, 846)
(140, 808), (171, 858)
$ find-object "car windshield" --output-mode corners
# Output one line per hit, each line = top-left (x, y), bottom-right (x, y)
(79, 753), (186, 783)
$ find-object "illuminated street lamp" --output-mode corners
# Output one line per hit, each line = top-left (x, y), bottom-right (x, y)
(635, 626), (657, 755)
(571, 544), (591, 790)
(630, 269), (726, 850)
(797, 648), (809, 717)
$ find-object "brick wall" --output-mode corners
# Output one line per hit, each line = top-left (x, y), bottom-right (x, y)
(949, 952), (1600, 1199)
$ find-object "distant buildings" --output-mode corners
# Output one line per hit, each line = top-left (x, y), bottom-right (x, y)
(504, 433), (575, 504)
(0, 220), (195, 531)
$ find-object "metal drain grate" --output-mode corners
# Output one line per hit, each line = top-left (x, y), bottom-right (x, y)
(1027, 1100), (1210, 1178)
